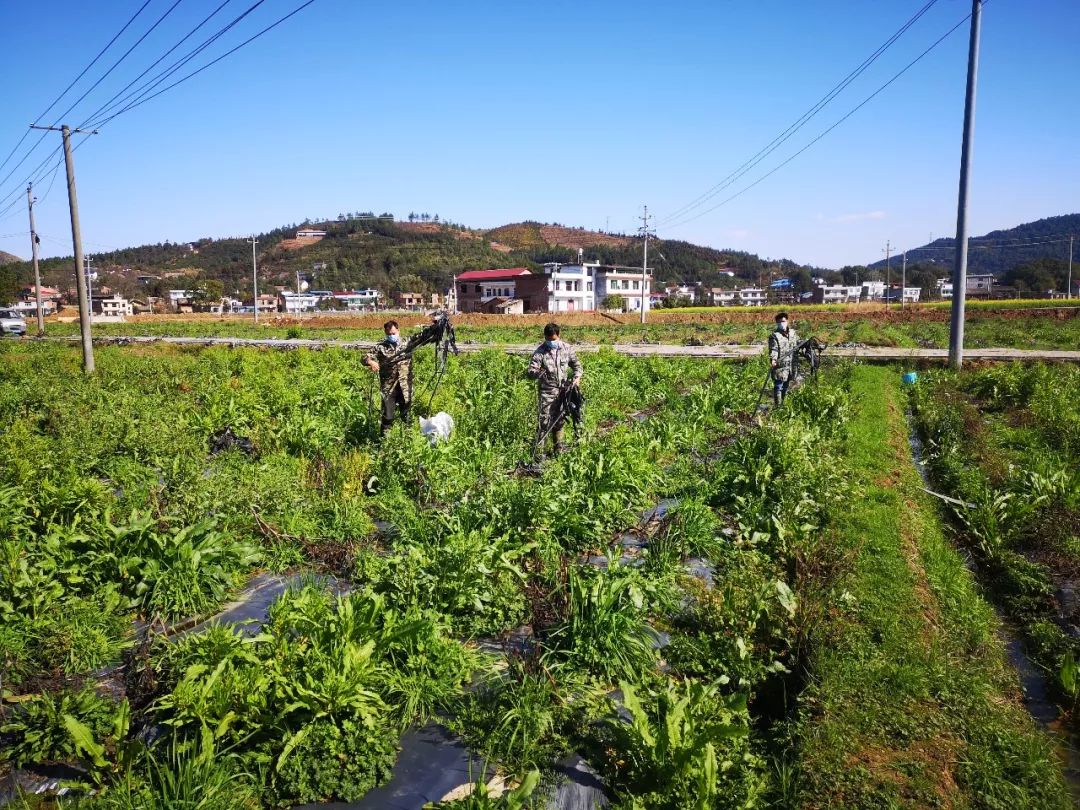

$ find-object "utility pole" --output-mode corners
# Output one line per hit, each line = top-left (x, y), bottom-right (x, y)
(26, 184), (44, 335)
(901, 251), (907, 310)
(31, 124), (96, 372)
(248, 237), (259, 323)
(638, 205), (654, 324)
(1067, 236), (1075, 302)
(85, 256), (95, 305)
(884, 240), (891, 313)
(949, 0), (984, 369)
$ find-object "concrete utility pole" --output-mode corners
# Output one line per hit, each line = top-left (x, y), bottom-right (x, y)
(901, 251), (907, 310)
(26, 184), (44, 335)
(884, 240), (891, 313)
(85, 256), (95, 304)
(1067, 236), (1075, 302)
(30, 124), (96, 372)
(638, 205), (654, 324)
(949, 0), (984, 369)
(249, 236), (259, 324)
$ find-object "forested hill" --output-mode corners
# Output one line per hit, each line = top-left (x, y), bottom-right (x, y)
(867, 214), (1079, 276)
(3, 216), (821, 301)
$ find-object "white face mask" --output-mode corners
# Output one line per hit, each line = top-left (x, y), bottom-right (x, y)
(777, 321), (788, 331)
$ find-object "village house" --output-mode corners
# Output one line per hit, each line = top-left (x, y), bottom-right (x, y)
(455, 268), (537, 312)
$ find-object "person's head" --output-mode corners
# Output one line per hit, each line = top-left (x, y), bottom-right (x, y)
(543, 323), (560, 344)
(384, 320), (400, 343)
(775, 312), (789, 332)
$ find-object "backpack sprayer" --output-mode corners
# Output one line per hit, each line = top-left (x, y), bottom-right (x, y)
(365, 311), (460, 428)
(753, 336), (828, 413)
(534, 379), (586, 451)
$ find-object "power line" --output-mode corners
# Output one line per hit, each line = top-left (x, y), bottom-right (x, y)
(662, 10), (974, 232)
(96, 0), (316, 128)
(657, 0), (941, 227)
(51, 0), (188, 131)
(0, 0), (154, 179)
(76, 0), (237, 130)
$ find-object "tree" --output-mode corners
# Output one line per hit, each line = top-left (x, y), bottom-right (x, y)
(602, 294), (625, 311)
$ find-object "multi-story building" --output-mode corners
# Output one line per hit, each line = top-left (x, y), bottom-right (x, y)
(538, 263), (596, 312)
(394, 291), (425, 310)
(333, 289), (381, 310)
(708, 288), (739, 306)
(737, 288), (767, 306)
(91, 294), (133, 318)
(966, 274), (995, 294)
(455, 268), (536, 312)
(812, 285), (862, 305)
(937, 278), (954, 299)
(861, 281), (886, 300)
(593, 265), (652, 313)
(279, 290), (325, 313)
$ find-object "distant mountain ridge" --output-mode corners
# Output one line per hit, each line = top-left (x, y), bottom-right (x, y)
(0, 250), (22, 265)
(868, 214), (1078, 276)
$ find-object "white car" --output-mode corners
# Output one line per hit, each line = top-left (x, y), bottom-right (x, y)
(0, 308), (27, 336)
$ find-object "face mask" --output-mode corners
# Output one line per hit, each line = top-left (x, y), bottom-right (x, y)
(545, 339), (558, 349)
(387, 334), (399, 344)
(777, 322), (788, 332)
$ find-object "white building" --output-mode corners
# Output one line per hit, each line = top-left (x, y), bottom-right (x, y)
(708, 288), (739, 306)
(280, 290), (327, 313)
(862, 281), (886, 300)
(93, 294), (133, 318)
(902, 287), (922, 303)
(594, 265), (652, 313)
(168, 289), (193, 306)
(814, 285), (862, 304)
(737, 288), (767, 306)
(937, 278), (954, 299)
(333, 289), (381, 310)
(540, 263), (597, 312)
(295, 229), (328, 239)
(13, 299), (57, 316)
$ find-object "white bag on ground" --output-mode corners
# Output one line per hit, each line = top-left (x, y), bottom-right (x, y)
(420, 411), (454, 445)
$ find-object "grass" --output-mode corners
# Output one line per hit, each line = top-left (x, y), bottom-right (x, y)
(791, 365), (1070, 809)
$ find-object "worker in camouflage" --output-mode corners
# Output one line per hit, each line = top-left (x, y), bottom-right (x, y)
(365, 319), (414, 435)
(527, 322), (583, 457)
(768, 311), (799, 406)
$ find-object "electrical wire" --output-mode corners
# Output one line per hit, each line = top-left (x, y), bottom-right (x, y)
(95, 0), (316, 128)
(76, 0), (237, 130)
(657, 0), (941, 227)
(662, 11), (974, 232)
(51, 0), (188, 131)
(0, 0), (154, 179)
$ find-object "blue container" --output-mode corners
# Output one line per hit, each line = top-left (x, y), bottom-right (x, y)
(902, 371), (918, 385)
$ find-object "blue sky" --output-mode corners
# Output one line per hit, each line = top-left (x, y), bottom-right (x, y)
(0, 0), (1077, 269)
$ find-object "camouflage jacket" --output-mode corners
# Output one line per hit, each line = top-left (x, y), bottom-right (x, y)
(527, 340), (582, 393)
(365, 339), (414, 400)
(768, 328), (799, 382)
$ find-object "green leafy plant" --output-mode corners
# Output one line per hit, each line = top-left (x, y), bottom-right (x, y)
(590, 679), (764, 810)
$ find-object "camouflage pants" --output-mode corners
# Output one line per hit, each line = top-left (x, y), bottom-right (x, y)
(535, 389), (566, 454)
(381, 384), (411, 434)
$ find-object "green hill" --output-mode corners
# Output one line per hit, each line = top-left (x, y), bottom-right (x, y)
(0, 250), (21, 265)
(868, 214), (1078, 277)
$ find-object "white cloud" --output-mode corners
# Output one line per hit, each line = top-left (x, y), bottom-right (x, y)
(831, 210), (886, 224)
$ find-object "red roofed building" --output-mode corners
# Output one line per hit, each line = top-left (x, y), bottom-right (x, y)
(456, 268), (547, 312)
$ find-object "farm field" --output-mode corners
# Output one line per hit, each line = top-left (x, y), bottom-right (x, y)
(0, 340), (1074, 808)
(911, 364), (1080, 737)
(37, 300), (1080, 351)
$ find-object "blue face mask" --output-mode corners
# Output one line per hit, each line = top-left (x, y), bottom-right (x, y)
(545, 339), (558, 349)
(777, 322), (788, 332)
(387, 333), (399, 344)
